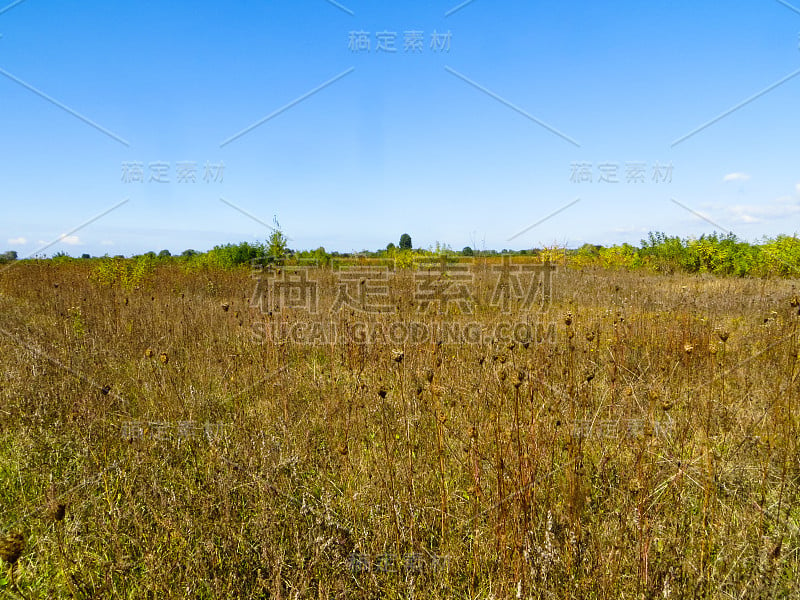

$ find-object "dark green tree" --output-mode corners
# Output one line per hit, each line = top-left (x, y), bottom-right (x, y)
(399, 233), (412, 250)
(461, 246), (474, 256)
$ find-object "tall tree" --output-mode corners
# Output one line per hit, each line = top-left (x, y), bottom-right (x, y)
(267, 217), (288, 259)
(399, 233), (412, 250)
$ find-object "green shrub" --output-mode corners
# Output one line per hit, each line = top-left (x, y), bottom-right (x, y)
(90, 255), (155, 290)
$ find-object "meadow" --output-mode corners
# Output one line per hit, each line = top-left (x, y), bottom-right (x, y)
(1, 257), (800, 598)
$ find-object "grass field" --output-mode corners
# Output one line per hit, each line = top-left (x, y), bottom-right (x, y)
(1, 259), (800, 598)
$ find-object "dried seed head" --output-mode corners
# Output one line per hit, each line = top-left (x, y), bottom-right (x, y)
(718, 331), (730, 342)
(791, 296), (800, 308)
(49, 502), (66, 522)
(144, 348), (155, 358)
(683, 343), (694, 355)
(0, 531), (25, 564)
(159, 352), (169, 364)
(564, 312), (573, 326)
(585, 331), (595, 342)
(221, 303), (230, 312)
(661, 399), (674, 412)
(391, 349), (404, 363)
(513, 370), (525, 388)
(437, 412), (448, 424)
(101, 385), (112, 396)
(377, 386), (388, 399)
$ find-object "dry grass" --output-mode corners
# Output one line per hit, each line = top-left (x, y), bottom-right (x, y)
(1, 260), (800, 598)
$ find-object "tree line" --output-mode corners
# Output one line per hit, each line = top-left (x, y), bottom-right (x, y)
(3, 231), (800, 277)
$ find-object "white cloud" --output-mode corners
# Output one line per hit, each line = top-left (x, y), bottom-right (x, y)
(612, 226), (648, 234)
(7, 237), (27, 245)
(733, 213), (759, 224)
(723, 172), (750, 183)
(58, 234), (82, 246)
(100, 240), (114, 246)
(724, 197), (800, 224)
(795, 183), (800, 196)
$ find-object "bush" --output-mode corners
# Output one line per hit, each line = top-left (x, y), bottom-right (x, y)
(759, 235), (800, 277)
(90, 255), (156, 290)
(204, 242), (266, 269)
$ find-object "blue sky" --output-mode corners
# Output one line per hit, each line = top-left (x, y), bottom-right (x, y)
(1, 0), (799, 256)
